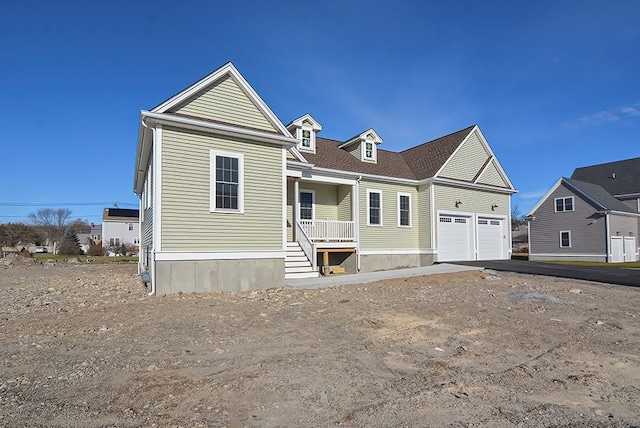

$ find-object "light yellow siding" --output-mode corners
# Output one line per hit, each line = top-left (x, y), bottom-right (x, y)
(337, 185), (352, 221)
(359, 180), (419, 249)
(170, 76), (277, 133)
(439, 130), (490, 181)
(418, 184), (432, 249)
(345, 142), (361, 160)
(299, 182), (339, 220)
(161, 127), (283, 251)
(477, 159), (508, 187)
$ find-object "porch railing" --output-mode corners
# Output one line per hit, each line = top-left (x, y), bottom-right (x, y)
(295, 220), (317, 272)
(299, 220), (355, 242)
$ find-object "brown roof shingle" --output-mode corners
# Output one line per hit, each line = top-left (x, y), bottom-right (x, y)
(302, 125), (475, 181)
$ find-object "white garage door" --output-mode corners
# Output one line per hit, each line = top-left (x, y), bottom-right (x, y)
(624, 237), (637, 262)
(477, 218), (504, 260)
(438, 215), (472, 261)
(611, 236), (623, 263)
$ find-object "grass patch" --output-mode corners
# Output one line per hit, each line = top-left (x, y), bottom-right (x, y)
(536, 260), (640, 269)
(32, 254), (138, 263)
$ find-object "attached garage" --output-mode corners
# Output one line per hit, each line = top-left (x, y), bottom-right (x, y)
(437, 214), (473, 261)
(437, 213), (507, 262)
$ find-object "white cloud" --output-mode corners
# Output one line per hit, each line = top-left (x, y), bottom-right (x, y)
(571, 102), (640, 126)
(519, 191), (546, 200)
(621, 105), (640, 117)
(577, 110), (619, 125)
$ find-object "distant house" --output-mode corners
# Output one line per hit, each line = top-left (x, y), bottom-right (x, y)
(133, 62), (517, 294)
(90, 223), (102, 245)
(527, 157), (640, 262)
(102, 208), (139, 254)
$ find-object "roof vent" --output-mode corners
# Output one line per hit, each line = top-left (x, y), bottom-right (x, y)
(612, 172), (616, 179)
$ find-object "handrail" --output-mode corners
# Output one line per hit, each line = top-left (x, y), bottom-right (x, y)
(299, 219), (355, 242)
(295, 220), (317, 272)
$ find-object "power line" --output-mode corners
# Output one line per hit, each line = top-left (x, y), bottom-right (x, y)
(0, 202), (138, 207)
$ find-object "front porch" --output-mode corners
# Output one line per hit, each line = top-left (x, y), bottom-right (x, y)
(285, 176), (359, 277)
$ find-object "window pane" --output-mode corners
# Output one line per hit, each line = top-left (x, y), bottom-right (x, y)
(556, 199), (563, 211)
(565, 198), (573, 211)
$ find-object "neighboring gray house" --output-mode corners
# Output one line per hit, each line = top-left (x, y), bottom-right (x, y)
(527, 157), (640, 262)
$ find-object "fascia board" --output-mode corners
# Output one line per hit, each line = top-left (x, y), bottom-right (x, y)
(288, 146), (308, 163)
(134, 116), (153, 195)
(607, 210), (640, 218)
(526, 178), (563, 216)
(310, 166), (419, 185)
(142, 111), (298, 147)
(287, 160), (315, 170)
(562, 180), (608, 211)
(614, 192), (640, 198)
(286, 113), (323, 131)
(472, 126), (516, 190)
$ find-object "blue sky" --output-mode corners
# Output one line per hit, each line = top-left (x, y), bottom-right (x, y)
(1, 1), (639, 223)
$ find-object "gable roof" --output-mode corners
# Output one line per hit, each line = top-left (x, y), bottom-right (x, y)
(564, 178), (636, 213)
(296, 124), (514, 186)
(400, 125), (476, 179)
(150, 62), (291, 137)
(303, 137), (417, 179)
(528, 177), (637, 216)
(571, 157), (640, 197)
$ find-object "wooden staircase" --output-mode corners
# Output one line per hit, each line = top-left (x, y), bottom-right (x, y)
(285, 242), (318, 279)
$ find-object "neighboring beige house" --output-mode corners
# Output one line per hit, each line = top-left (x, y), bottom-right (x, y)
(102, 208), (140, 254)
(134, 62), (517, 295)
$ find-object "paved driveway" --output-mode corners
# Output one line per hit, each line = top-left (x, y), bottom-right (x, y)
(450, 259), (640, 287)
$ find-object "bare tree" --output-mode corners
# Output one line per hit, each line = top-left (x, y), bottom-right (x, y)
(0, 223), (41, 248)
(27, 208), (72, 244)
(511, 204), (525, 230)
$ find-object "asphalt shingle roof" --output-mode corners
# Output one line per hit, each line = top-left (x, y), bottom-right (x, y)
(571, 157), (640, 196)
(303, 125), (476, 181)
(564, 178), (636, 213)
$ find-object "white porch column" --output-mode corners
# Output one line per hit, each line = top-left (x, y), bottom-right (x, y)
(293, 178), (299, 242)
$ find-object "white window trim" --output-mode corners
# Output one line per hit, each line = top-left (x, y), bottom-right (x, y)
(559, 230), (572, 248)
(366, 189), (383, 226)
(297, 126), (316, 153)
(554, 196), (574, 212)
(298, 189), (315, 220)
(210, 149), (245, 213)
(361, 140), (377, 162)
(397, 192), (412, 228)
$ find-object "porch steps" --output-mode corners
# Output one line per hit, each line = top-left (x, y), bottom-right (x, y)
(285, 242), (318, 279)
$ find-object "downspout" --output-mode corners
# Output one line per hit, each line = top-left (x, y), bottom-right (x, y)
(605, 211), (610, 263)
(355, 176), (362, 271)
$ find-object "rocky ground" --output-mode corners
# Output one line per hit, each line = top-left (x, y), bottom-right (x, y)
(1, 254), (639, 427)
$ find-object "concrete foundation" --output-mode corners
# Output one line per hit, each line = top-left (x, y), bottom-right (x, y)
(529, 254), (607, 263)
(154, 258), (284, 295)
(358, 253), (422, 273)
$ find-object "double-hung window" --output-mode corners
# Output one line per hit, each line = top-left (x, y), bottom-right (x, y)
(560, 231), (571, 248)
(555, 197), (574, 212)
(397, 193), (411, 227)
(210, 150), (244, 213)
(367, 189), (382, 226)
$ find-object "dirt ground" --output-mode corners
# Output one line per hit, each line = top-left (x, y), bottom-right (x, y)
(1, 255), (639, 427)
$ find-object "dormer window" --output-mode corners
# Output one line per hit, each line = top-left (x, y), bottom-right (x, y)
(364, 141), (374, 160)
(286, 114), (322, 154)
(302, 129), (311, 148)
(339, 128), (382, 164)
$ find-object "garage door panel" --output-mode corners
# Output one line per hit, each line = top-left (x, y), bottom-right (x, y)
(438, 215), (472, 261)
(477, 218), (503, 260)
